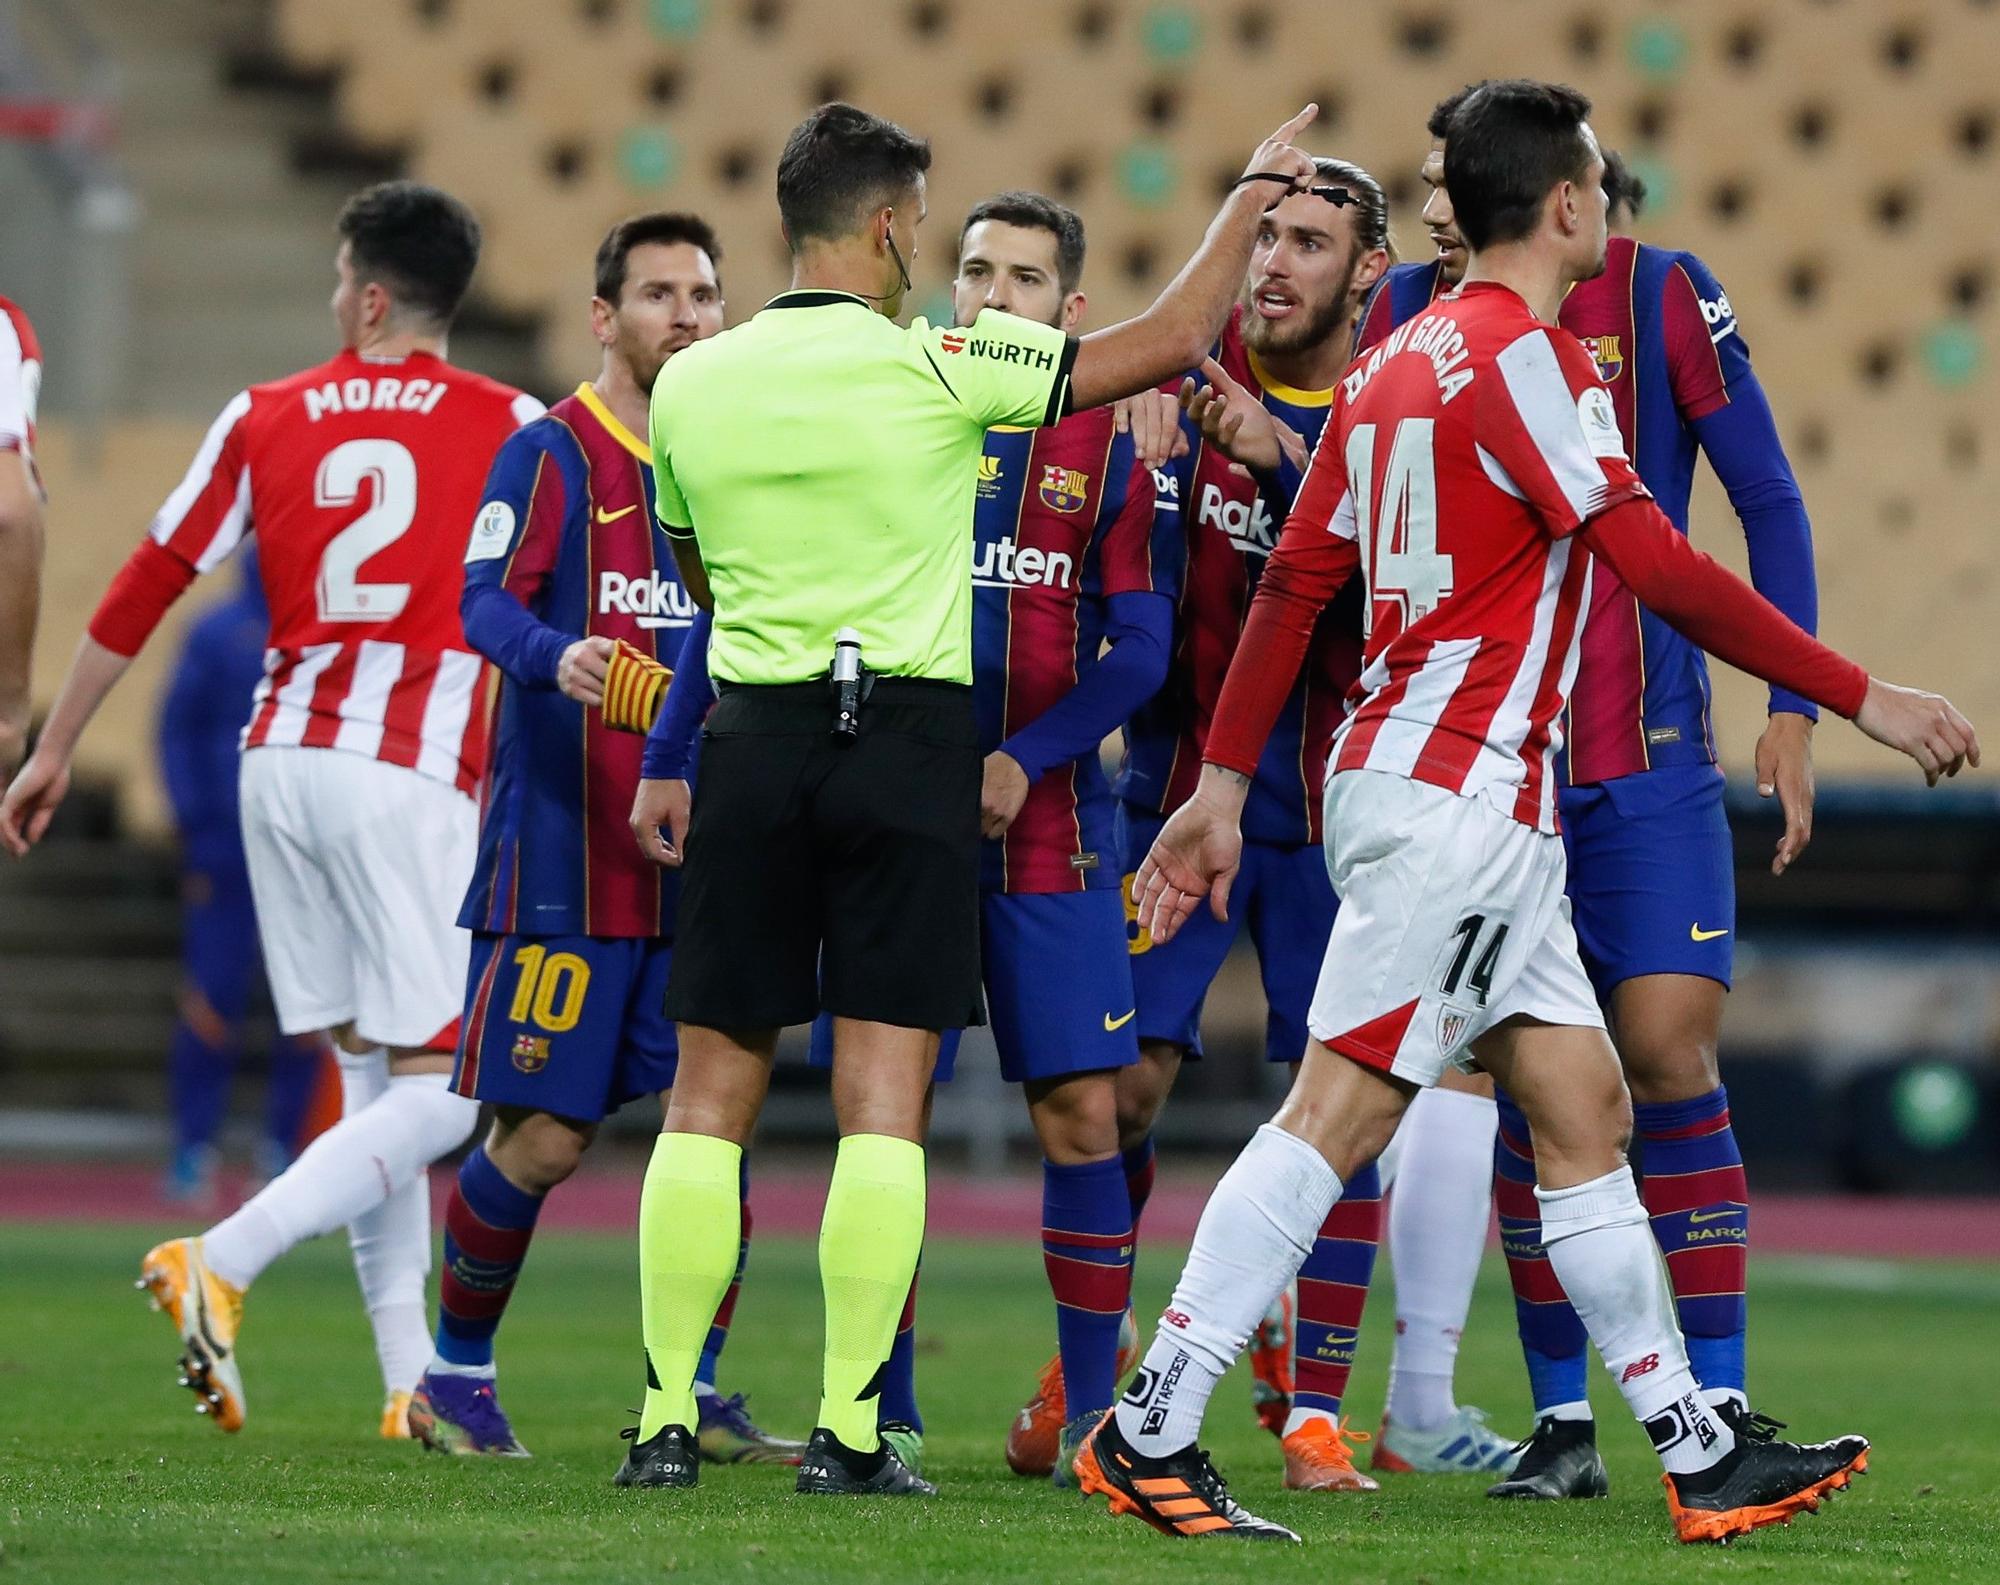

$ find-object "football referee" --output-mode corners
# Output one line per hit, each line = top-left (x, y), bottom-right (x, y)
(623, 100), (1319, 1495)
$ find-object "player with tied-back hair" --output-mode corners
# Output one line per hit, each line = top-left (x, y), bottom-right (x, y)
(1081, 78), (1971, 1546)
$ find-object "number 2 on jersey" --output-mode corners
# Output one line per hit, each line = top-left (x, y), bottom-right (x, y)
(1346, 419), (1452, 636)
(315, 438), (416, 622)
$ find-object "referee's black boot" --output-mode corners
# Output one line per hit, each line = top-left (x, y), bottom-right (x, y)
(795, 1426), (937, 1497)
(615, 1422), (699, 1489)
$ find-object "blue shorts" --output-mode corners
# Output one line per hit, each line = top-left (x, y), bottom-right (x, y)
(807, 889), (1140, 1086)
(1560, 763), (1735, 997)
(1118, 802), (1336, 1064)
(452, 934), (679, 1122)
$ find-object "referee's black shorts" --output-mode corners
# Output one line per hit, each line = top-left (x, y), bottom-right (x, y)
(663, 678), (984, 1032)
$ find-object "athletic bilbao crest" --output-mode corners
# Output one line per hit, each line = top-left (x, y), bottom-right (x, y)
(1584, 334), (1624, 382)
(1438, 1009), (1470, 1052)
(1038, 464), (1090, 514)
(511, 1033), (551, 1073)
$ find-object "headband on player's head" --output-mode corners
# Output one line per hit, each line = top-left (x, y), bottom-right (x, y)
(1232, 173), (1364, 212)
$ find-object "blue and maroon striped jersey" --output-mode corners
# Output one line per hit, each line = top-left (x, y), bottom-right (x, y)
(1116, 307), (1364, 847)
(974, 408), (1175, 893)
(459, 385), (700, 938)
(1356, 239), (1817, 786)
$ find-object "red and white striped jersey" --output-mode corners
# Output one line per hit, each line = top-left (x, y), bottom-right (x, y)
(0, 296), (43, 496)
(1297, 282), (1648, 831)
(149, 349), (543, 795)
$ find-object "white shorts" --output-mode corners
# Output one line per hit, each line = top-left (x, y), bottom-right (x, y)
(1307, 769), (1603, 1088)
(239, 746), (476, 1050)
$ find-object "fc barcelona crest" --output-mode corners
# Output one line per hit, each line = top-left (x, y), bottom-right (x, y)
(1038, 463), (1090, 514)
(1584, 334), (1624, 383)
(511, 1033), (551, 1073)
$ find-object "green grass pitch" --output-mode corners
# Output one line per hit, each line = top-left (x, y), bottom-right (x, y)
(3, 1217), (1995, 1583)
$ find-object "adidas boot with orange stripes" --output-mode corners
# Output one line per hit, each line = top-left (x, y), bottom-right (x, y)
(1073, 1413), (1298, 1541)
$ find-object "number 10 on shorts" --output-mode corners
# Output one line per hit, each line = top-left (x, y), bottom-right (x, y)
(509, 944), (591, 1032)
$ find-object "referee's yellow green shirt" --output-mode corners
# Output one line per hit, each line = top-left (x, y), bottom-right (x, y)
(648, 290), (1077, 687)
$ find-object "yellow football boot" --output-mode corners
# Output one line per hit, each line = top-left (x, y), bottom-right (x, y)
(380, 1390), (415, 1439)
(138, 1237), (246, 1432)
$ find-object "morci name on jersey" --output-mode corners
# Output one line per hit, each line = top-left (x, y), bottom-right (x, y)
(304, 374), (452, 421)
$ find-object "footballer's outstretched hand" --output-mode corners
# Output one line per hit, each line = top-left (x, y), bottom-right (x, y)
(557, 634), (616, 708)
(1113, 388), (1188, 471)
(1242, 105), (1321, 193)
(1183, 356), (1293, 473)
(1134, 767), (1249, 942)
(1855, 679), (1980, 787)
(0, 746), (69, 858)
(630, 776), (690, 869)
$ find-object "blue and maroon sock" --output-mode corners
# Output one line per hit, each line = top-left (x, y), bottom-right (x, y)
(1042, 1156), (1136, 1421)
(1493, 1091), (1592, 1418)
(694, 1158), (753, 1391)
(1289, 1160), (1381, 1426)
(1635, 1085), (1748, 1404)
(1121, 1135), (1157, 1233)
(434, 1145), (545, 1372)
(876, 1264), (923, 1432)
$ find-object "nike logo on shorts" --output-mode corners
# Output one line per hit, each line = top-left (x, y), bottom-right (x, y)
(1689, 924), (1730, 942)
(1104, 1010), (1136, 1032)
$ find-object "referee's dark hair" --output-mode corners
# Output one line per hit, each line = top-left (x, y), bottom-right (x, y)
(336, 181), (482, 328)
(1442, 79), (1597, 252)
(957, 191), (1086, 294)
(776, 102), (933, 248)
(595, 212), (724, 303)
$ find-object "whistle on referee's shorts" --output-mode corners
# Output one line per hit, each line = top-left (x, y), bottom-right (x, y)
(830, 626), (871, 740)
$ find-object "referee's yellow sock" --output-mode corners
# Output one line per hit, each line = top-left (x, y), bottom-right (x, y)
(637, 1131), (742, 1441)
(817, 1132), (927, 1453)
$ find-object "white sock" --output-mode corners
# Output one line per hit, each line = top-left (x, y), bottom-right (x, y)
(202, 1047), (383, 1288)
(427, 1358), (495, 1379)
(1385, 1087), (1498, 1433)
(1536, 1168), (1734, 1476)
(203, 1062), (475, 1294)
(1116, 1125), (1342, 1459)
(351, 1167), (436, 1396)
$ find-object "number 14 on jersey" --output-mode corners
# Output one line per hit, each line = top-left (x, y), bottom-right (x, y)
(1348, 418), (1454, 636)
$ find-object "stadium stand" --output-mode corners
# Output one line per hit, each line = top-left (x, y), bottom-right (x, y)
(4, 0), (1995, 1175)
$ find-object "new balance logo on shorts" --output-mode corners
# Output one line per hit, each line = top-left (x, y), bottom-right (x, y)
(1621, 1352), (1661, 1383)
